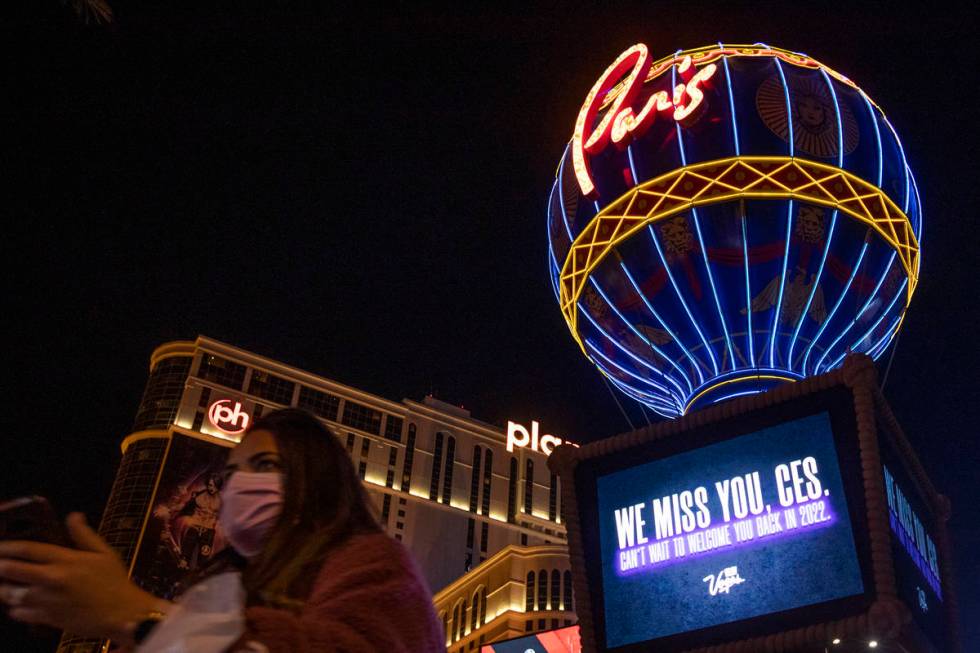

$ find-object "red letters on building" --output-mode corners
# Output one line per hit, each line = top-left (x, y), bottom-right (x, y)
(571, 45), (717, 198)
(208, 399), (250, 436)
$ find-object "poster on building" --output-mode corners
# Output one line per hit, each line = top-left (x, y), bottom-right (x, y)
(480, 624), (581, 653)
(595, 411), (866, 649)
(129, 432), (231, 599)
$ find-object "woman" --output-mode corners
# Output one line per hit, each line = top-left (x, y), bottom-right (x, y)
(0, 409), (445, 652)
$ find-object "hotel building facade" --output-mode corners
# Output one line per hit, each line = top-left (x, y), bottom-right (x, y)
(57, 336), (575, 652)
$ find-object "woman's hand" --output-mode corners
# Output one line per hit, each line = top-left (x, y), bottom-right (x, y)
(0, 512), (165, 640)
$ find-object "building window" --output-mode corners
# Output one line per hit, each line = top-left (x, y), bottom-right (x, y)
(397, 509), (405, 517)
(470, 591), (479, 631)
(430, 433), (444, 501)
(401, 424), (416, 492)
(197, 387), (211, 407)
(480, 521), (488, 553)
(521, 533), (528, 546)
(248, 370), (295, 405)
(383, 415), (403, 442)
(469, 446), (482, 512)
(479, 587), (487, 626)
(549, 473), (558, 521)
(537, 569), (547, 613)
(507, 457), (518, 523)
(551, 570), (560, 610)
(385, 469), (394, 488)
(396, 521), (404, 530)
(525, 572), (535, 611)
(480, 450), (493, 515)
(358, 461), (366, 480)
(466, 518), (475, 549)
(191, 411), (204, 431)
(341, 400), (382, 435)
(563, 570), (573, 611)
(360, 437), (370, 458)
(133, 356), (192, 431)
(381, 494), (391, 525)
(452, 601), (465, 642)
(525, 620), (533, 632)
(346, 432), (355, 453)
(388, 447), (398, 466)
(524, 460), (534, 514)
(297, 386), (341, 421)
(441, 435), (456, 505)
(197, 354), (245, 390)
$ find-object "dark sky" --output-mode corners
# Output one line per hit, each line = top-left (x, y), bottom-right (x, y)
(7, 2), (978, 651)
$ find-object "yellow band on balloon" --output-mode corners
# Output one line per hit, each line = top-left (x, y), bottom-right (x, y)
(558, 155), (919, 352)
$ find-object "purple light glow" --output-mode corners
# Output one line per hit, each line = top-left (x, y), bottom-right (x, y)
(889, 512), (943, 598)
(613, 498), (837, 577)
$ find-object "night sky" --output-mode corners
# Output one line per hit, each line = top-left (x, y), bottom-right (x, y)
(7, 3), (978, 651)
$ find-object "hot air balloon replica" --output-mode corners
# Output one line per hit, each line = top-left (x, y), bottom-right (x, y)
(547, 43), (921, 417)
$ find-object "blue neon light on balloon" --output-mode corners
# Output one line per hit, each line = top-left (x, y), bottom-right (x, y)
(546, 43), (921, 415)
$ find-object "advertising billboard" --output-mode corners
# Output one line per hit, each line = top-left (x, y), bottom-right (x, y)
(552, 358), (959, 652)
(480, 624), (582, 653)
(596, 411), (865, 648)
(129, 432), (232, 599)
(879, 421), (948, 652)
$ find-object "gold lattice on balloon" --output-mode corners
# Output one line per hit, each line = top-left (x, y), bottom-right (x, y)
(559, 155), (919, 351)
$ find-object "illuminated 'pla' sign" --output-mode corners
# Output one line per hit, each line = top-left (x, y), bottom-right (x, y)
(572, 44), (717, 198)
(208, 399), (250, 436)
(506, 420), (571, 455)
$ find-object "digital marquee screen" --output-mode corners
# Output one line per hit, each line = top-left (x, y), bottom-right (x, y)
(879, 430), (948, 652)
(592, 411), (866, 650)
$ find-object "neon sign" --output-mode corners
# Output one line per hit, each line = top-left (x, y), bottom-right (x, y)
(572, 44), (717, 198)
(208, 399), (250, 436)
(883, 464), (942, 598)
(506, 420), (572, 455)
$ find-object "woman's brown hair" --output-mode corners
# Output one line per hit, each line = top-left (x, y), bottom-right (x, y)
(238, 408), (381, 606)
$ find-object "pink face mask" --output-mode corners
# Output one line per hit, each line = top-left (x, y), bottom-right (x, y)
(218, 471), (284, 558)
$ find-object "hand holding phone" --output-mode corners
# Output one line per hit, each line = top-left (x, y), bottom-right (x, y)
(0, 496), (71, 547)
(0, 507), (163, 641)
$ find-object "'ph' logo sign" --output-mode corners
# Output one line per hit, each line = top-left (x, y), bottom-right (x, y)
(208, 399), (250, 436)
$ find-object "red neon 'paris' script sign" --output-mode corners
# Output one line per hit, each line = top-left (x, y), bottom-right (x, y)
(572, 44), (717, 198)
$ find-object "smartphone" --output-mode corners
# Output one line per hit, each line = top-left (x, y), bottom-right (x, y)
(0, 496), (71, 547)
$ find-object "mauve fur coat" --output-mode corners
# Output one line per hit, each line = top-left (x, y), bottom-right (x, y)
(228, 531), (445, 652)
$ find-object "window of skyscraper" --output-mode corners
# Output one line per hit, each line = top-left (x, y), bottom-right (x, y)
(441, 435), (455, 505)
(481, 450), (493, 515)
(524, 459), (534, 514)
(401, 424), (416, 492)
(469, 446), (482, 512)
(383, 415), (403, 442)
(297, 386), (341, 421)
(133, 355), (192, 432)
(248, 370), (295, 405)
(430, 433), (444, 500)
(549, 473), (558, 521)
(507, 457), (518, 523)
(341, 400), (382, 435)
(196, 354), (246, 390)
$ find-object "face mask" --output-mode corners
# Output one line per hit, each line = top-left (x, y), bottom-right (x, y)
(218, 471), (284, 558)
